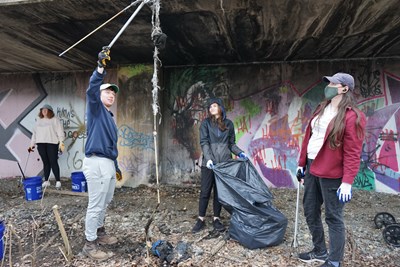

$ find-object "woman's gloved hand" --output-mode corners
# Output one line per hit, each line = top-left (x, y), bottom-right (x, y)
(239, 152), (248, 160)
(206, 160), (214, 169)
(337, 183), (352, 203)
(58, 141), (65, 153)
(296, 166), (305, 182)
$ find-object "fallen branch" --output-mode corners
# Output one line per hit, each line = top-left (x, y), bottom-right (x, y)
(194, 232), (210, 244)
(52, 205), (73, 262)
(144, 203), (160, 261)
(144, 203), (160, 235)
(39, 212), (84, 253)
(8, 224), (24, 261)
(46, 189), (88, 197)
(39, 234), (58, 253)
(21, 254), (35, 267)
(58, 246), (69, 262)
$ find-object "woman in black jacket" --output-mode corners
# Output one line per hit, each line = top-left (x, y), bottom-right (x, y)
(192, 98), (248, 233)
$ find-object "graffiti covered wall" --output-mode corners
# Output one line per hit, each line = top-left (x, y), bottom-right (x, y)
(0, 67), (156, 188)
(0, 70), (117, 180)
(116, 65), (155, 187)
(1, 60), (400, 194)
(161, 60), (400, 194)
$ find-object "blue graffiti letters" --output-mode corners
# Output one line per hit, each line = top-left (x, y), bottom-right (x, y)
(118, 124), (154, 150)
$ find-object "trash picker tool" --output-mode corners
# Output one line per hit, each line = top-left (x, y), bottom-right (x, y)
(292, 181), (301, 248)
(17, 162), (25, 180)
(17, 162), (25, 188)
(17, 151), (31, 186)
(58, 0), (145, 57)
(23, 150), (31, 176)
(106, 0), (147, 49)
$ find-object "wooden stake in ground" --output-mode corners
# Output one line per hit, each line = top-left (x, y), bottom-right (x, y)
(52, 205), (73, 261)
(46, 189), (88, 197)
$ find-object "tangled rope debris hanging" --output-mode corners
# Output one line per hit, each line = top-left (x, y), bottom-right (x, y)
(144, 0), (167, 262)
(150, 0), (167, 206)
(151, 0), (162, 205)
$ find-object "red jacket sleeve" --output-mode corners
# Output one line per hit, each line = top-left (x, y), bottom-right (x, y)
(342, 110), (366, 184)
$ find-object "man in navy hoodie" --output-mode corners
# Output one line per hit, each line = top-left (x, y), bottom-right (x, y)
(82, 47), (120, 261)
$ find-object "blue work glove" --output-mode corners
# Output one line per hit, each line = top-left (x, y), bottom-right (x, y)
(337, 183), (352, 203)
(239, 152), (248, 160)
(206, 160), (214, 169)
(296, 166), (305, 182)
(151, 240), (163, 257)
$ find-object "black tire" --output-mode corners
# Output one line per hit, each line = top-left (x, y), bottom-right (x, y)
(374, 212), (396, 229)
(383, 223), (400, 247)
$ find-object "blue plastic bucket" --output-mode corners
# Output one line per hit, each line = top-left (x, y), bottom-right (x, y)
(71, 171), (87, 192)
(23, 176), (43, 201)
(0, 221), (4, 260)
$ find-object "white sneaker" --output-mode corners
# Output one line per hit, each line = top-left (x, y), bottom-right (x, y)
(42, 181), (50, 188)
(56, 181), (61, 190)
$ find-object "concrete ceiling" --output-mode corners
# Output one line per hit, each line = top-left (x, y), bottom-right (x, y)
(1, 0), (400, 73)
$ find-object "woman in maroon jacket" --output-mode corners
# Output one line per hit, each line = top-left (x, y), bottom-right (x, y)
(297, 73), (366, 267)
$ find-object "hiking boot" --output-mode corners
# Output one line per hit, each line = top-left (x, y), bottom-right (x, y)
(97, 227), (118, 245)
(298, 249), (328, 263)
(192, 218), (205, 233)
(82, 239), (113, 261)
(42, 180), (50, 188)
(213, 218), (226, 232)
(55, 181), (61, 190)
(319, 260), (341, 267)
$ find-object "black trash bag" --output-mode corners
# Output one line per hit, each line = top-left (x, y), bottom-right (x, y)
(152, 32), (167, 50)
(151, 240), (174, 264)
(213, 159), (288, 249)
(174, 241), (191, 263)
(151, 240), (192, 265)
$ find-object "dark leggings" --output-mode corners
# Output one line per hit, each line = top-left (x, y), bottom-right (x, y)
(37, 143), (60, 181)
(198, 167), (222, 217)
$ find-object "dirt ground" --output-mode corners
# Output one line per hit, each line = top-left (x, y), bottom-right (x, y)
(0, 177), (399, 267)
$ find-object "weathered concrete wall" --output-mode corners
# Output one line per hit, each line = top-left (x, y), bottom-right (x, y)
(161, 60), (400, 194)
(116, 65), (155, 187)
(0, 70), (98, 179)
(1, 61), (399, 194)
(0, 66), (155, 188)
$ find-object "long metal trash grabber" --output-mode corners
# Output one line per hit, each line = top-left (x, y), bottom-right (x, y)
(58, 0), (144, 57)
(107, 0), (147, 49)
(292, 181), (301, 248)
(17, 151), (31, 186)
